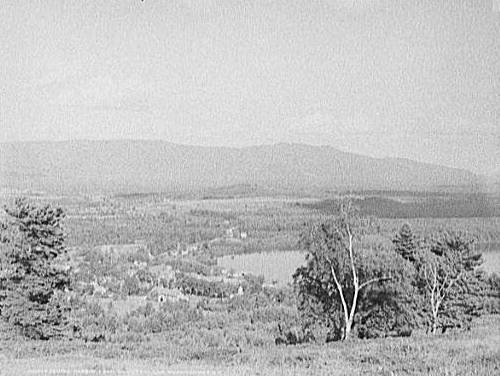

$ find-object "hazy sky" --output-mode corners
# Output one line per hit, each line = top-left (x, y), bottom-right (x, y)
(1, 0), (499, 174)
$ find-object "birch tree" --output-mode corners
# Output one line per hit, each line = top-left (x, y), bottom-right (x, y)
(420, 253), (462, 334)
(417, 231), (483, 334)
(294, 201), (395, 341)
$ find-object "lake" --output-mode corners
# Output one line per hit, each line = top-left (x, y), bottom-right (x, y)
(217, 251), (306, 285)
(218, 248), (500, 285)
(481, 251), (500, 275)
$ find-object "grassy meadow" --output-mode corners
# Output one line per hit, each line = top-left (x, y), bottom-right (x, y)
(1, 315), (499, 375)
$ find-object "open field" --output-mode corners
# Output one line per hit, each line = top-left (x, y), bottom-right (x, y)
(1, 315), (499, 375)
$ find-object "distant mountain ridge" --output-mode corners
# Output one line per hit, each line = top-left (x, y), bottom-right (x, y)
(0, 140), (485, 195)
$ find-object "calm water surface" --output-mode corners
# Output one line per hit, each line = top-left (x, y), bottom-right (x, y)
(217, 251), (306, 284)
(218, 248), (500, 283)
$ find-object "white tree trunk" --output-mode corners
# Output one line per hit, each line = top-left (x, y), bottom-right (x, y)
(328, 225), (388, 341)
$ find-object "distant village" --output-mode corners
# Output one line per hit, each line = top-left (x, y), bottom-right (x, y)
(86, 223), (253, 305)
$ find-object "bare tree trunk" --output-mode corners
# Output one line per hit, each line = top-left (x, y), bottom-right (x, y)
(329, 263), (350, 340)
(328, 225), (388, 341)
(430, 301), (439, 334)
(431, 317), (438, 334)
(344, 227), (357, 341)
(341, 292), (358, 341)
(431, 296), (442, 334)
(344, 318), (353, 340)
(426, 264), (443, 335)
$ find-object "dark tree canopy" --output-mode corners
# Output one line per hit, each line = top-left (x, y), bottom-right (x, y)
(0, 198), (71, 339)
(393, 223), (418, 262)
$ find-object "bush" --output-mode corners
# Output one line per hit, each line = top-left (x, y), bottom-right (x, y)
(68, 297), (120, 342)
(123, 300), (204, 335)
(484, 273), (500, 314)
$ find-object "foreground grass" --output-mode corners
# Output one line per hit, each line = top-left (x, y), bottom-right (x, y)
(1, 315), (499, 376)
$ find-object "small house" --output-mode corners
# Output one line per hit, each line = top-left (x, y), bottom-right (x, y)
(225, 227), (235, 238)
(155, 286), (188, 304)
(91, 280), (107, 296)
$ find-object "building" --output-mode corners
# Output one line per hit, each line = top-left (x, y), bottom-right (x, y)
(225, 227), (235, 238)
(225, 227), (248, 239)
(153, 284), (188, 304)
(91, 280), (107, 296)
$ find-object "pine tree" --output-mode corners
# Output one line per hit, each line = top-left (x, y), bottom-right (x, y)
(393, 223), (418, 262)
(0, 198), (71, 339)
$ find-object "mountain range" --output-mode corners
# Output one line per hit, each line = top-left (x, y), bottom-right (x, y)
(0, 140), (488, 195)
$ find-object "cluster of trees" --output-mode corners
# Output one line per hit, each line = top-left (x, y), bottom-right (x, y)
(306, 194), (499, 218)
(175, 273), (237, 298)
(67, 208), (221, 252)
(73, 246), (155, 297)
(175, 272), (264, 298)
(162, 258), (214, 277)
(294, 200), (492, 341)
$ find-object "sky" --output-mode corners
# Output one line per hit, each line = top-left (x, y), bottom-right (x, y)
(0, 0), (499, 174)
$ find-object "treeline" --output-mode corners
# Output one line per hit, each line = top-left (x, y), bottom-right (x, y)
(307, 194), (499, 218)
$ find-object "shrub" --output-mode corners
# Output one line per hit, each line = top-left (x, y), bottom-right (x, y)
(68, 297), (120, 342)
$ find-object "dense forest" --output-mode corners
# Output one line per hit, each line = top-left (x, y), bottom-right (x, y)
(306, 193), (500, 218)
